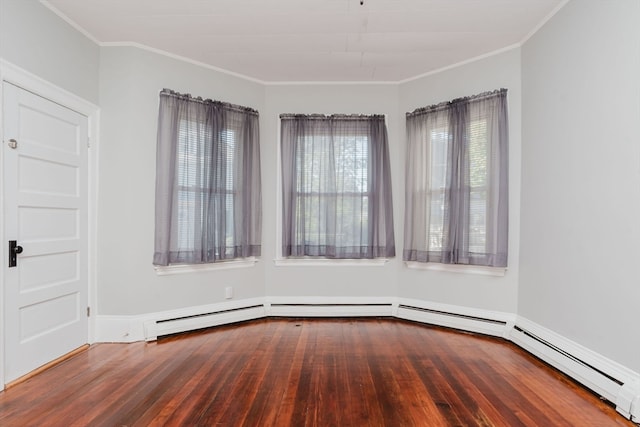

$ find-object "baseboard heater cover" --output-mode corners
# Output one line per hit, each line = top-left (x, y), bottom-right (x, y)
(513, 326), (622, 385)
(144, 304), (266, 341)
(271, 303), (391, 307)
(396, 304), (509, 337)
(398, 304), (507, 325)
(512, 325), (640, 421)
(268, 303), (394, 317)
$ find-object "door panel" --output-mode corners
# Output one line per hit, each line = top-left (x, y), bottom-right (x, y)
(3, 82), (88, 383)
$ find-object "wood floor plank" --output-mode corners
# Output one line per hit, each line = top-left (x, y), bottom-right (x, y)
(0, 318), (634, 427)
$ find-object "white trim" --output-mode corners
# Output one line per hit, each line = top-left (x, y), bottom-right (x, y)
(274, 258), (389, 267)
(265, 296), (396, 317)
(405, 261), (506, 277)
(143, 302), (266, 341)
(0, 67), (6, 391)
(266, 80), (399, 87)
(145, 297), (265, 325)
(40, 0), (570, 87)
(275, 114), (283, 259)
(87, 110), (100, 345)
(396, 298), (515, 338)
(0, 60), (100, 386)
(398, 44), (521, 85)
(39, 2), (265, 85)
(617, 380), (640, 422)
(101, 42), (266, 85)
(154, 257), (258, 276)
(519, 0), (571, 45)
(95, 297), (267, 343)
(39, 1), (102, 45)
(0, 60), (99, 115)
(509, 316), (640, 420)
(398, 1), (570, 85)
(94, 315), (147, 343)
(96, 298), (514, 341)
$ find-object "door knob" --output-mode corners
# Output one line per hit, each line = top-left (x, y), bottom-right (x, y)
(8, 240), (23, 268)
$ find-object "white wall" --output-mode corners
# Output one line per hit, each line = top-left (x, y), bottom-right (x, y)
(97, 47), (266, 315)
(263, 84), (402, 298)
(520, 0), (640, 372)
(0, 0), (99, 104)
(397, 49), (522, 314)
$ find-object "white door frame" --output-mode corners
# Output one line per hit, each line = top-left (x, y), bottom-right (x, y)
(0, 60), (100, 389)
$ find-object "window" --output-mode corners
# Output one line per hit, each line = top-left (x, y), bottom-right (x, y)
(154, 89), (261, 266)
(280, 114), (395, 259)
(403, 89), (508, 268)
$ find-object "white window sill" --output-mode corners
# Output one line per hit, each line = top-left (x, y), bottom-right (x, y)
(154, 257), (258, 276)
(405, 261), (506, 277)
(274, 258), (389, 267)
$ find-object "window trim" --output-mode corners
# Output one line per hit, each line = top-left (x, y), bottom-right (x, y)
(154, 257), (258, 276)
(404, 261), (506, 277)
(274, 257), (389, 267)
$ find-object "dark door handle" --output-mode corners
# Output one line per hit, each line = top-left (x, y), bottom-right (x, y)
(8, 240), (23, 268)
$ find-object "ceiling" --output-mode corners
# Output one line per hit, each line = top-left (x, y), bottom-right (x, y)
(42, 0), (566, 83)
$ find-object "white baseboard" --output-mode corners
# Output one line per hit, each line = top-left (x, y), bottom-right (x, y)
(265, 296), (396, 317)
(396, 298), (515, 338)
(95, 297), (266, 342)
(510, 316), (640, 421)
(94, 315), (150, 343)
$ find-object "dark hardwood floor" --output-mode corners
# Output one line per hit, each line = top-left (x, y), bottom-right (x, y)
(0, 318), (633, 426)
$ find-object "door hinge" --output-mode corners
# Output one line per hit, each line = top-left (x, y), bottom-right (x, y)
(87, 307), (91, 317)
(87, 137), (91, 148)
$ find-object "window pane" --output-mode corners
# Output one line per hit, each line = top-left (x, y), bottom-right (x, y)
(469, 190), (486, 253)
(427, 128), (448, 251)
(337, 194), (368, 246)
(177, 189), (196, 250)
(295, 134), (370, 248)
(469, 119), (487, 188)
(336, 135), (368, 193)
(428, 190), (445, 251)
(430, 129), (448, 190)
(469, 119), (488, 253)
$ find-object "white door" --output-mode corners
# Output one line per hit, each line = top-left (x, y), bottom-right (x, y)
(3, 82), (89, 383)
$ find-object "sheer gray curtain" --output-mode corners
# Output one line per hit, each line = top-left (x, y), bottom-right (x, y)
(154, 89), (261, 266)
(403, 89), (508, 267)
(281, 114), (395, 259)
